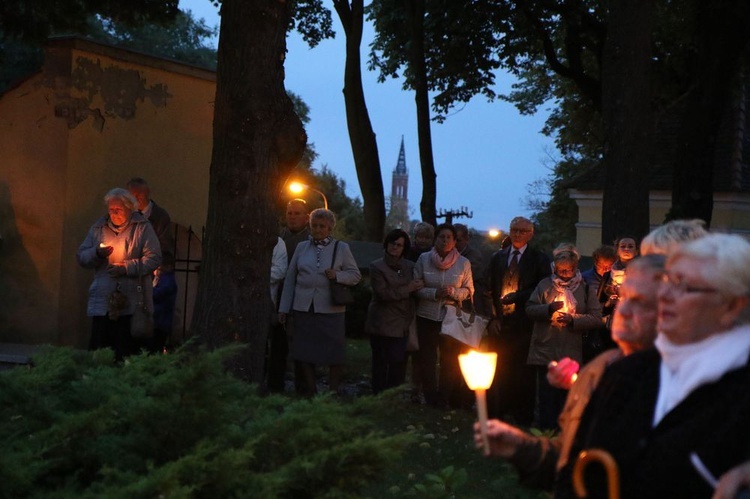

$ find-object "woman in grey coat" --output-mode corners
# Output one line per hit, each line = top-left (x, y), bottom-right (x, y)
(76, 188), (161, 361)
(278, 208), (361, 396)
(526, 244), (601, 430)
(366, 229), (424, 394)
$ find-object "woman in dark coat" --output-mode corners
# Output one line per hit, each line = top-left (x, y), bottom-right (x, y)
(366, 229), (424, 394)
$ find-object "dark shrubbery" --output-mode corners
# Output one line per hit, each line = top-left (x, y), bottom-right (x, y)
(0, 346), (411, 498)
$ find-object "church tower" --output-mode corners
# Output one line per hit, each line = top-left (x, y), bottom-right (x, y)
(386, 136), (410, 229)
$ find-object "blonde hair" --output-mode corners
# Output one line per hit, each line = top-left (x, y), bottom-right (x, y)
(641, 219), (708, 256)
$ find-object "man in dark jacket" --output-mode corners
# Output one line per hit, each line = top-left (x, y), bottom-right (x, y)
(267, 198), (310, 393)
(485, 216), (550, 425)
(127, 177), (173, 254)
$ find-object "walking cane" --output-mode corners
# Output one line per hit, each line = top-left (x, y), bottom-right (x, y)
(572, 449), (620, 499)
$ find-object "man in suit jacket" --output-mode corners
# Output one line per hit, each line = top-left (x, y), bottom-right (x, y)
(485, 216), (550, 425)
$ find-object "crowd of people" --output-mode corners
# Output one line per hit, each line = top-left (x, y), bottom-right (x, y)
(77, 188), (750, 497)
(471, 220), (750, 498)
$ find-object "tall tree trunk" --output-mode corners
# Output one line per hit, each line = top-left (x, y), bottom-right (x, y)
(405, 0), (437, 227)
(192, 0), (306, 381)
(600, 0), (653, 244)
(333, 0), (386, 242)
(667, 1), (750, 226)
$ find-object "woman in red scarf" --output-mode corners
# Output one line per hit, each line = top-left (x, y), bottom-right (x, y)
(413, 223), (474, 408)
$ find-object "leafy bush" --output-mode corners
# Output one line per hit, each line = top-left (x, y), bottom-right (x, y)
(0, 346), (412, 498)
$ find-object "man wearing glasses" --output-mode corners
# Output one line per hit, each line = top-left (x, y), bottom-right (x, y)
(485, 217), (550, 425)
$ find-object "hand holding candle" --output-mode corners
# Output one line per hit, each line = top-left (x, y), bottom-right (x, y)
(547, 358), (580, 390)
(96, 243), (114, 259)
(459, 350), (497, 456)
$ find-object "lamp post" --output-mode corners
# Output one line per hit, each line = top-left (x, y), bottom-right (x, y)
(459, 350), (498, 456)
(288, 181), (329, 210)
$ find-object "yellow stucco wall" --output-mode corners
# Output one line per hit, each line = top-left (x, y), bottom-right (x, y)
(570, 189), (750, 257)
(0, 38), (216, 347)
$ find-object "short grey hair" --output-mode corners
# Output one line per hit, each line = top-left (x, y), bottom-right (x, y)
(413, 222), (435, 239)
(553, 242), (580, 264)
(510, 216), (534, 230)
(641, 219), (708, 256)
(669, 233), (750, 298)
(310, 208), (336, 229)
(104, 188), (138, 212)
(627, 254), (667, 276)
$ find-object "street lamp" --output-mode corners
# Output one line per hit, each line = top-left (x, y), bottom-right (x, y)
(288, 181), (328, 210)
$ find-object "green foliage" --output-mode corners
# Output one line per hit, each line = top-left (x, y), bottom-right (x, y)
(0, 0), (179, 46)
(367, 0), (503, 122)
(0, 346), (411, 497)
(87, 10), (219, 69)
(289, 0), (335, 49)
(410, 465), (468, 498)
(0, 8), (218, 94)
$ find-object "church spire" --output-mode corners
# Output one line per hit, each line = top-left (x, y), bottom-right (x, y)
(394, 135), (407, 175)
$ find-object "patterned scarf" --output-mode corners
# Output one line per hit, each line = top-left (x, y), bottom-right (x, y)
(551, 270), (583, 312)
(311, 235), (333, 247)
(430, 247), (460, 270)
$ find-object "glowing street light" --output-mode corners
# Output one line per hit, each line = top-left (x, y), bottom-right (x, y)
(288, 181), (328, 210)
(459, 350), (498, 455)
(488, 228), (501, 239)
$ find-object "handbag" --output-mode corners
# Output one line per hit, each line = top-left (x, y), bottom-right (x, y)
(440, 298), (489, 349)
(130, 274), (154, 339)
(329, 240), (355, 305)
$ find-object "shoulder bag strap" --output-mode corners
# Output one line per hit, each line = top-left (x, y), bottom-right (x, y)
(331, 240), (339, 269)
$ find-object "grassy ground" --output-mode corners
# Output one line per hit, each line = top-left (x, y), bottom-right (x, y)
(341, 337), (549, 499)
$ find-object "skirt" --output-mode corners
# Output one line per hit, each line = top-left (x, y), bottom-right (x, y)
(290, 311), (346, 365)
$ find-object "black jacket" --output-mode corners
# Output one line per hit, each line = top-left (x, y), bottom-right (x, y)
(557, 348), (750, 498)
(486, 245), (550, 325)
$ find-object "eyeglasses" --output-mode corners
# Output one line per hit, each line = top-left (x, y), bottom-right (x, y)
(510, 228), (532, 234)
(660, 273), (720, 296)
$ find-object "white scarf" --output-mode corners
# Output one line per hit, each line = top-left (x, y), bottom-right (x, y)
(652, 324), (750, 426)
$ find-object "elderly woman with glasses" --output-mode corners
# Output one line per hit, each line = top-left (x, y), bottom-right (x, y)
(525, 243), (602, 430)
(76, 188), (162, 361)
(557, 233), (750, 498)
(278, 208), (361, 397)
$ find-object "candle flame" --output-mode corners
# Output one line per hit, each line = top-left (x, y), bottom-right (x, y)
(459, 350), (498, 390)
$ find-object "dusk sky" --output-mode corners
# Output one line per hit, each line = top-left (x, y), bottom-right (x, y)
(180, 0), (556, 232)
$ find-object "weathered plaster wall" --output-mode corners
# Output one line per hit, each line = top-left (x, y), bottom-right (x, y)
(0, 71), (69, 344)
(1, 38), (215, 347)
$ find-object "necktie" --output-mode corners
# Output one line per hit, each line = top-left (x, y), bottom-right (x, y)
(508, 250), (520, 275)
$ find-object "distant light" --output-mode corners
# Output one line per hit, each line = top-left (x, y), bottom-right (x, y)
(488, 229), (500, 239)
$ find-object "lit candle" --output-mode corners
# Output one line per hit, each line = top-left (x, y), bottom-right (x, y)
(459, 350), (498, 456)
(558, 292), (570, 314)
